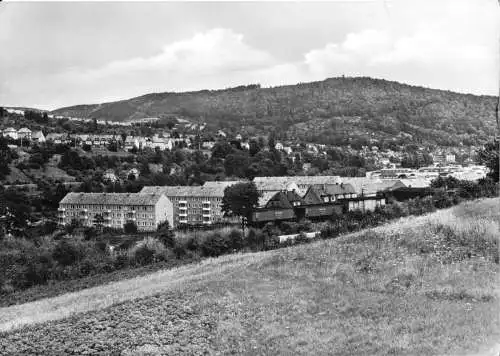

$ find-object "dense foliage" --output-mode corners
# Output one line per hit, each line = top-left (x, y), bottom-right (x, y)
(52, 77), (497, 147)
(1, 176), (497, 302)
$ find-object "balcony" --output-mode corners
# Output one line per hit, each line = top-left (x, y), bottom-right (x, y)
(202, 220), (212, 225)
(202, 212), (211, 218)
(179, 219), (188, 224)
(202, 206), (211, 211)
(178, 212), (187, 217)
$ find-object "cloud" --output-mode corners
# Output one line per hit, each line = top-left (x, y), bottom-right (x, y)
(63, 28), (276, 90)
(1, 0), (497, 109)
(300, 10), (499, 95)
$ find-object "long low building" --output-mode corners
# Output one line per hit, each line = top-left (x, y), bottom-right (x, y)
(58, 192), (173, 231)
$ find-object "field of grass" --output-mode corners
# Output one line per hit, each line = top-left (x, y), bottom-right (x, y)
(0, 198), (498, 355)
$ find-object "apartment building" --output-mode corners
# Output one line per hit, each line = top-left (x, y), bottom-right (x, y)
(58, 192), (173, 231)
(140, 185), (237, 227)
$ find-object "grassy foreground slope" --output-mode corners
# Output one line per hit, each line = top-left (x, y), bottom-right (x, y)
(0, 198), (499, 355)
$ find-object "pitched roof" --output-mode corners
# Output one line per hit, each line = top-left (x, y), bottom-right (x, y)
(32, 131), (45, 139)
(339, 177), (393, 195)
(265, 191), (293, 209)
(46, 133), (66, 140)
(396, 178), (431, 189)
(258, 191), (277, 207)
(140, 185), (227, 198)
(323, 183), (357, 195)
(202, 181), (247, 189)
(59, 192), (165, 206)
(253, 175), (341, 188)
(302, 186), (324, 205)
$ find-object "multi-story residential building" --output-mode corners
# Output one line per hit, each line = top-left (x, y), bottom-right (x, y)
(140, 185), (238, 227)
(58, 192), (173, 231)
(17, 128), (32, 140)
(2, 127), (18, 140)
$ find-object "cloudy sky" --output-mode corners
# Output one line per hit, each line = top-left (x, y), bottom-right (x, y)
(0, 0), (498, 110)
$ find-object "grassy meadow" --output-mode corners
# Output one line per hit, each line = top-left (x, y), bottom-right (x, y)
(0, 198), (498, 355)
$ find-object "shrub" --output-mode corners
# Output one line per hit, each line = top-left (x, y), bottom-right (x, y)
(320, 222), (339, 239)
(263, 234), (280, 251)
(228, 229), (244, 250)
(246, 228), (267, 251)
(128, 237), (166, 265)
(83, 227), (98, 240)
(124, 221), (138, 234)
(431, 190), (454, 210)
(52, 239), (84, 266)
(294, 232), (310, 245)
(279, 221), (300, 235)
(157, 221), (176, 248)
(200, 232), (233, 258)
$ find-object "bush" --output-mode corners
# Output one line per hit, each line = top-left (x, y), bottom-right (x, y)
(128, 237), (166, 265)
(83, 227), (98, 240)
(52, 239), (84, 266)
(279, 221), (300, 235)
(184, 236), (200, 252)
(157, 221), (176, 248)
(124, 221), (138, 234)
(431, 190), (454, 210)
(320, 222), (340, 239)
(200, 232), (233, 258)
(294, 232), (310, 245)
(228, 229), (244, 250)
(246, 228), (267, 251)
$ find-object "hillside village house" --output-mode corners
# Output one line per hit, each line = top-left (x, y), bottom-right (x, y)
(58, 192), (173, 231)
(103, 169), (119, 183)
(2, 127), (18, 140)
(17, 128), (32, 140)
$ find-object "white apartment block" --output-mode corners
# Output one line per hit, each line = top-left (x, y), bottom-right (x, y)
(58, 192), (173, 231)
(140, 184), (239, 227)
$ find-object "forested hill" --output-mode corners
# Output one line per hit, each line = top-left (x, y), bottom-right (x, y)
(51, 77), (498, 146)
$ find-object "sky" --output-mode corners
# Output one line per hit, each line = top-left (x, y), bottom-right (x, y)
(0, 0), (498, 110)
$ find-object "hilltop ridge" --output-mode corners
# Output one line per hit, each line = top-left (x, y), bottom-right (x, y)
(50, 76), (498, 146)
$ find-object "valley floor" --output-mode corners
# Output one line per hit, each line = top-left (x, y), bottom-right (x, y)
(0, 198), (499, 355)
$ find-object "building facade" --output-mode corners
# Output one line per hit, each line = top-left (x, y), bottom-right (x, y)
(58, 192), (173, 231)
(140, 185), (238, 227)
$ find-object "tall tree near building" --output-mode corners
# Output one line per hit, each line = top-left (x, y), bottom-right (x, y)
(221, 182), (260, 235)
(477, 139), (499, 182)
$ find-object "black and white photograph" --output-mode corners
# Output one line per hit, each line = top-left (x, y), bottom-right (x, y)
(0, 0), (499, 354)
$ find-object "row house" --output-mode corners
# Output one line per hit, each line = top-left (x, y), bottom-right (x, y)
(58, 192), (173, 231)
(250, 182), (386, 225)
(253, 175), (342, 196)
